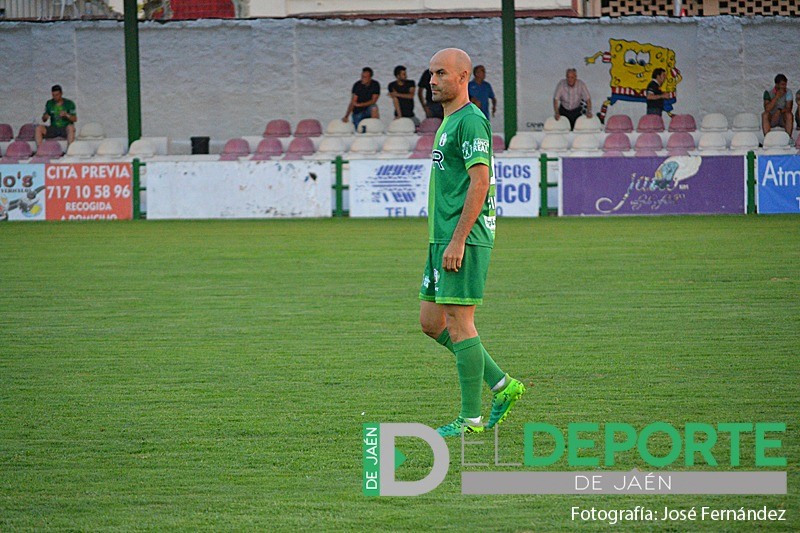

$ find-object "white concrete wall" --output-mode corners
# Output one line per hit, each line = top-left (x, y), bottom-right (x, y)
(0, 16), (797, 144)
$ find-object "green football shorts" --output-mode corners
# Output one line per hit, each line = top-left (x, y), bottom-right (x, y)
(418, 243), (492, 305)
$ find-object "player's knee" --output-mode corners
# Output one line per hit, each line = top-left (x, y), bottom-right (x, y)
(419, 315), (444, 339)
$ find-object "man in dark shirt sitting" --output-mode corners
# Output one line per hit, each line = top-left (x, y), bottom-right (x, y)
(342, 67), (380, 130)
(388, 65), (418, 126)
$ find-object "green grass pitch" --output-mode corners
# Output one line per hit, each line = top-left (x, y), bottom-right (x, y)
(0, 216), (798, 531)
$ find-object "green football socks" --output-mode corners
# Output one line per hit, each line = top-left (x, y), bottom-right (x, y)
(452, 337), (485, 419)
(436, 330), (506, 389)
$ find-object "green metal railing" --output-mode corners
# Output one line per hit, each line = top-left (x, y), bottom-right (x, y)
(333, 156), (349, 217)
(538, 153), (559, 217)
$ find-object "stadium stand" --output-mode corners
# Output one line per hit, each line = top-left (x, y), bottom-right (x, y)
(697, 132), (727, 152)
(410, 135), (434, 159)
(666, 132), (696, 155)
(347, 136), (381, 158)
(304, 136), (346, 161)
(418, 118), (442, 135)
(731, 113), (760, 132)
(16, 123), (36, 142)
(634, 132), (663, 156)
(263, 119), (292, 138)
(325, 119), (354, 136)
(540, 133), (570, 152)
(762, 131), (793, 154)
(65, 140), (95, 159)
(251, 137), (284, 159)
(96, 138), (127, 157)
(636, 114), (665, 133)
(78, 122), (105, 139)
(5, 140), (33, 160)
(282, 137), (315, 160)
(729, 131), (759, 153)
(667, 114), (697, 132)
(357, 118), (385, 135)
(493, 134), (505, 153)
(380, 136), (413, 157)
(294, 119), (323, 138)
(505, 133), (538, 156)
(543, 116), (570, 134)
(387, 117), (416, 136)
(700, 113), (729, 132)
(570, 133), (601, 153)
(602, 132), (632, 152)
(0, 124), (13, 142)
(128, 139), (157, 158)
(36, 139), (65, 159)
(604, 114), (634, 133)
(574, 115), (603, 133)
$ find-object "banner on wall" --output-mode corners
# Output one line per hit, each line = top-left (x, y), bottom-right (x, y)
(146, 160), (332, 219)
(349, 158), (539, 218)
(757, 155), (800, 214)
(0, 164), (46, 221)
(45, 163), (133, 220)
(560, 156), (745, 216)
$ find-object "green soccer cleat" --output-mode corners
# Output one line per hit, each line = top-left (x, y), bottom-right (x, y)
(486, 375), (526, 429)
(436, 417), (485, 438)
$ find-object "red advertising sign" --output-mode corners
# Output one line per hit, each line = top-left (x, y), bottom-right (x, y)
(45, 163), (133, 220)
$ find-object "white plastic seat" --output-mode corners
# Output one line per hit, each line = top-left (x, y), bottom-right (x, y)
(381, 136), (413, 154)
(697, 132), (727, 152)
(78, 122), (105, 140)
(95, 138), (127, 157)
(128, 139), (156, 157)
(700, 113), (729, 132)
(573, 115), (602, 133)
(762, 131), (793, 153)
(356, 118), (385, 135)
(347, 136), (380, 158)
(729, 131), (759, 153)
(731, 113), (760, 132)
(571, 133), (600, 151)
(66, 140), (95, 158)
(386, 118), (416, 135)
(326, 119), (354, 136)
(543, 116), (570, 134)
(507, 133), (538, 152)
(540, 133), (570, 152)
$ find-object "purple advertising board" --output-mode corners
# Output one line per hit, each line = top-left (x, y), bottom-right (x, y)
(560, 156), (745, 216)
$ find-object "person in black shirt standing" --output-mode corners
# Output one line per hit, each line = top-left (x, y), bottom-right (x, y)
(342, 67), (380, 129)
(645, 68), (667, 116)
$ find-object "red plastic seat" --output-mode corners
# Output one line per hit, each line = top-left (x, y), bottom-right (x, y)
(282, 137), (315, 160)
(602, 132), (631, 152)
(0, 123), (13, 142)
(253, 137), (284, 158)
(36, 139), (64, 158)
(16, 123), (36, 141)
(263, 119), (291, 138)
(5, 140), (33, 159)
(492, 134), (505, 153)
(667, 114), (697, 132)
(634, 132), (663, 151)
(418, 118), (442, 134)
(605, 115), (634, 133)
(221, 138), (250, 157)
(637, 114), (665, 133)
(666, 132), (695, 152)
(293, 119), (322, 137)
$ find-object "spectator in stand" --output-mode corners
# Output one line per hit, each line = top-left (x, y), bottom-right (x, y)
(418, 68), (444, 119)
(388, 65), (418, 126)
(645, 68), (668, 116)
(342, 67), (380, 129)
(552, 68), (592, 131)
(795, 88), (800, 133)
(468, 65), (497, 120)
(761, 74), (793, 137)
(35, 84), (77, 147)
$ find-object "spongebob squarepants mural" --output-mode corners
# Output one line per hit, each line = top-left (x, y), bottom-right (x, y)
(586, 39), (682, 122)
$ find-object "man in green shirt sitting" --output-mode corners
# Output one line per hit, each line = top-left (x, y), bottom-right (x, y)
(35, 84), (77, 147)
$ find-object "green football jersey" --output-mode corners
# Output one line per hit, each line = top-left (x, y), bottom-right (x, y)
(45, 98), (76, 129)
(427, 103), (495, 248)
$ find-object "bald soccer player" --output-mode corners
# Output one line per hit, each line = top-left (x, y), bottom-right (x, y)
(417, 48), (525, 437)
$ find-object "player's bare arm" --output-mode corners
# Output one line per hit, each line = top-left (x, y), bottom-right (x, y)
(442, 163), (490, 273)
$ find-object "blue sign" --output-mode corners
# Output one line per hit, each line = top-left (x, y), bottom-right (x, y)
(758, 155), (800, 214)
